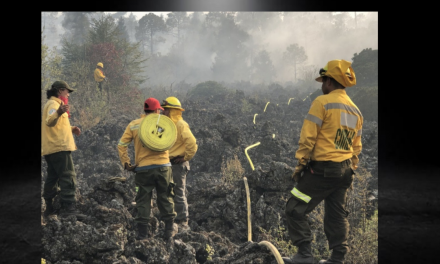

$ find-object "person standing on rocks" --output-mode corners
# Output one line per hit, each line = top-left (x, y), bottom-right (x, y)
(41, 81), (86, 221)
(161, 96), (198, 231)
(118, 97), (177, 240)
(283, 60), (363, 264)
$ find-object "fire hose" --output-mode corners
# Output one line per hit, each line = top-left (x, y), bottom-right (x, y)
(243, 177), (284, 264)
(243, 143), (284, 263)
(264, 102), (270, 112)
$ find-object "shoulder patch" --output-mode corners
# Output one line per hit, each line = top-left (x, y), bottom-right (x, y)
(49, 109), (56, 115)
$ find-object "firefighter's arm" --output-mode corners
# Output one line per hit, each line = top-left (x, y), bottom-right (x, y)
(351, 122), (363, 170)
(117, 124), (133, 167)
(294, 100), (324, 165)
(45, 101), (62, 127)
(182, 123), (198, 161)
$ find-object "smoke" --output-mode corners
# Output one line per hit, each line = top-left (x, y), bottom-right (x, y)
(42, 11), (378, 88)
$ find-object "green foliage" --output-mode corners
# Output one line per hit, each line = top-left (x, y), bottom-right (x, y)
(345, 210), (378, 264)
(221, 154), (245, 184)
(205, 244), (215, 261)
(351, 48), (378, 87)
(258, 225), (297, 257)
(187, 81), (229, 99)
(88, 15), (120, 45)
(41, 31), (63, 110)
(43, 14), (148, 131)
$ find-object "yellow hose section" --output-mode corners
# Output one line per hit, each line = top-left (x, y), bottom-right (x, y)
(288, 98), (294, 105)
(139, 113), (177, 151)
(243, 145), (284, 263)
(253, 114), (258, 124)
(303, 92), (313, 101)
(264, 102), (270, 112)
(243, 177), (252, 242)
(258, 241), (285, 264)
(244, 142), (261, 171)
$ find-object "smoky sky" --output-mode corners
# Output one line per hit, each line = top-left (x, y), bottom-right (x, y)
(42, 12), (378, 87)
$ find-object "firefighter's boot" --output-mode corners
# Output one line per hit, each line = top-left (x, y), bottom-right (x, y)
(318, 249), (346, 264)
(136, 223), (149, 240)
(164, 219), (175, 240)
(282, 241), (314, 264)
(59, 202), (86, 221)
(44, 198), (57, 217)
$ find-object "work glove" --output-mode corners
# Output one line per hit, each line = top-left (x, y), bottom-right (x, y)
(291, 163), (306, 182)
(108, 177), (127, 183)
(124, 162), (137, 171)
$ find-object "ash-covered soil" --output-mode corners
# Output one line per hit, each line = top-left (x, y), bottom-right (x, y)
(40, 93), (379, 264)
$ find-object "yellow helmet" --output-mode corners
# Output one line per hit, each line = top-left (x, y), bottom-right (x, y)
(315, 59), (356, 87)
(97, 62), (104, 68)
(161, 96), (185, 111)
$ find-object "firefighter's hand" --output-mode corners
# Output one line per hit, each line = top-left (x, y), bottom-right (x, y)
(72, 126), (81, 136)
(171, 156), (186, 164)
(57, 104), (69, 115)
(124, 163), (137, 171)
(291, 164), (305, 182)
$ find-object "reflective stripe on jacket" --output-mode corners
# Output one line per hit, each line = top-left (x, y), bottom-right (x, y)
(167, 109), (198, 161)
(41, 96), (77, 156)
(295, 89), (363, 169)
(94, 68), (105, 82)
(117, 114), (170, 167)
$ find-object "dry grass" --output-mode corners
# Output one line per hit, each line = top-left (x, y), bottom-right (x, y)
(221, 154), (245, 184)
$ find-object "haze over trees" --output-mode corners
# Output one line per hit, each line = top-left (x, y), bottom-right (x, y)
(42, 11), (378, 126)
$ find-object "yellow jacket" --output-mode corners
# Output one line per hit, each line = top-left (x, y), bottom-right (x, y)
(94, 68), (105, 82)
(295, 89), (363, 169)
(118, 114), (170, 167)
(168, 109), (198, 161)
(41, 96), (77, 156)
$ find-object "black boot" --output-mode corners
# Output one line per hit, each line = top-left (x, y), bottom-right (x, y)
(282, 241), (314, 264)
(318, 249), (345, 264)
(59, 202), (86, 221)
(44, 198), (57, 217)
(136, 223), (149, 240)
(164, 219), (175, 240)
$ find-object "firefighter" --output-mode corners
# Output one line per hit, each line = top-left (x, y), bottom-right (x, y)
(41, 81), (86, 221)
(94, 62), (106, 93)
(117, 98), (176, 240)
(282, 60), (363, 264)
(161, 96), (198, 231)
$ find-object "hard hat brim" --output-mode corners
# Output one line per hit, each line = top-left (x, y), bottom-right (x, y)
(162, 106), (185, 111)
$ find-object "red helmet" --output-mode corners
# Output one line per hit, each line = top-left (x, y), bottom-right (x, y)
(144, 97), (164, 111)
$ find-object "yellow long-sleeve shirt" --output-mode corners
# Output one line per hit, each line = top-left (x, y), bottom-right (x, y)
(167, 109), (198, 161)
(94, 68), (105, 82)
(117, 114), (170, 167)
(295, 89), (363, 169)
(41, 96), (77, 156)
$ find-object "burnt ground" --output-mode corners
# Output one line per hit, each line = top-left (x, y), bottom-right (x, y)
(12, 90), (439, 263)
